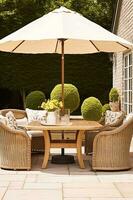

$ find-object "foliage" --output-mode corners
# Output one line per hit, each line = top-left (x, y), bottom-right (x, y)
(81, 96), (102, 121)
(109, 88), (119, 102)
(50, 84), (80, 113)
(25, 90), (45, 110)
(0, 52), (112, 111)
(102, 103), (110, 116)
(41, 99), (63, 111)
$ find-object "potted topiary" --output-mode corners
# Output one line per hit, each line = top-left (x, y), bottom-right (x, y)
(81, 97), (102, 121)
(109, 88), (120, 112)
(25, 90), (46, 110)
(102, 103), (111, 117)
(50, 84), (80, 113)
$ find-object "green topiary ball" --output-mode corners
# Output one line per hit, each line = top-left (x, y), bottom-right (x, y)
(50, 84), (80, 113)
(102, 103), (110, 116)
(26, 90), (46, 110)
(109, 88), (119, 102)
(81, 97), (102, 121)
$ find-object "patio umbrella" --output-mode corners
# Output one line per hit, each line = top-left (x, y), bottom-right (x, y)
(0, 6), (133, 108)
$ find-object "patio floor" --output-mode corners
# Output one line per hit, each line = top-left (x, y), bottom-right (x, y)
(0, 141), (133, 200)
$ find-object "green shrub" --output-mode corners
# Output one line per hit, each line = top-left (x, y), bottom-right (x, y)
(81, 97), (102, 121)
(102, 103), (110, 116)
(25, 90), (46, 110)
(109, 88), (119, 102)
(50, 84), (80, 113)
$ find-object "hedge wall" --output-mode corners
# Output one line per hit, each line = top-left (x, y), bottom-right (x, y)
(0, 52), (112, 113)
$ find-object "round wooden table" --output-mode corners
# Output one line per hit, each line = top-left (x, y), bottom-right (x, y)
(25, 120), (102, 169)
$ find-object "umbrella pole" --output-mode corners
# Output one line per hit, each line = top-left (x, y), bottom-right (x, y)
(51, 39), (74, 164)
(61, 39), (64, 110)
(61, 39), (65, 156)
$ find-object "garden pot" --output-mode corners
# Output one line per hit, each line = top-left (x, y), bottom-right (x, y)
(109, 101), (120, 112)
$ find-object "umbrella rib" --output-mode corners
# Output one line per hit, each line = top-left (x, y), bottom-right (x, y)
(116, 42), (129, 50)
(55, 40), (59, 53)
(11, 40), (25, 52)
(90, 40), (100, 52)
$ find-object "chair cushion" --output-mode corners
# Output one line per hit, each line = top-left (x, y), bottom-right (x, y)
(26, 108), (47, 123)
(5, 111), (17, 129)
(124, 113), (133, 123)
(0, 115), (7, 125)
(16, 117), (28, 126)
(105, 110), (123, 125)
(27, 130), (43, 137)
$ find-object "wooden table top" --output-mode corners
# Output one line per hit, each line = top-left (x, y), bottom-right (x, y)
(25, 119), (102, 131)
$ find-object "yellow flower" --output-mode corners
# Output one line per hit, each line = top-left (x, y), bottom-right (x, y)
(41, 99), (63, 111)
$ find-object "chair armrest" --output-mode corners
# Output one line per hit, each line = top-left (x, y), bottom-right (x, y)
(0, 122), (31, 139)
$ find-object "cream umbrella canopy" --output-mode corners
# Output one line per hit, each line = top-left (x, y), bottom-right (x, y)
(0, 6), (133, 107)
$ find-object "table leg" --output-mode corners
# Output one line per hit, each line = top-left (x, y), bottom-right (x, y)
(42, 130), (50, 168)
(76, 130), (85, 169)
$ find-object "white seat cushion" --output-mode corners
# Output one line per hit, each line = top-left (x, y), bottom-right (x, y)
(16, 117), (28, 126)
(27, 130), (43, 137)
(124, 113), (133, 123)
(70, 115), (83, 120)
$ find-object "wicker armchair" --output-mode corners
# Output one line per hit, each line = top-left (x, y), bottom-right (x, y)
(0, 109), (44, 152)
(0, 109), (26, 119)
(0, 122), (31, 170)
(91, 116), (133, 171)
(85, 111), (125, 154)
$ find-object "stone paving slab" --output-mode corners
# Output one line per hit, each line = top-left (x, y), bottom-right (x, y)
(3, 189), (62, 200)
(0, 175), (26, 182)
(63, 188), (122, 198)
(115, 183), (133, 198)
(64, 198), (90, 200)
(0, 188), (7, 199)
(90, 198), (133, 200)
(24, 182), (62, 189)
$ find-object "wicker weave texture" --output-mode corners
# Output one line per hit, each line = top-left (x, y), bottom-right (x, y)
(0, 109), (44, 152)
(92, 117), (133, 171)
(0, 122), (31, 170)
(85, 112), (125, 155)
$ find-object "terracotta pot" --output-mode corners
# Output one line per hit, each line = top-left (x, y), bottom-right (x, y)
(109, 101), (120, 112)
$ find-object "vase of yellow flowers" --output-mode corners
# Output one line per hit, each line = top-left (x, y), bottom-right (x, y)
(41, 99), (63, 124)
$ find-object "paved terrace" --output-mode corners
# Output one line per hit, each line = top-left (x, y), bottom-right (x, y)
(0, 141), (133, 200)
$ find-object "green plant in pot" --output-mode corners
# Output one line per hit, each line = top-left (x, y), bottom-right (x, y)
(25, 90), (46, 110)
(50, 84), (80, 113)
(81, 97), (102, 121)
(109, 88), (120, 112)
(102, 103), (111, 116)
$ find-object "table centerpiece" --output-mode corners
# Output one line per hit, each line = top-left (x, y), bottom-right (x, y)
(41, 99), (63, 124)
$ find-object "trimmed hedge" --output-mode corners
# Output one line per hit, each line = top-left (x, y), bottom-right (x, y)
(81, 97), (102, 121)
(50, 84), (80, 113)
(102, 103), (110, 116)
(109, 88), (119, 102)
(25, 90), (45, 110)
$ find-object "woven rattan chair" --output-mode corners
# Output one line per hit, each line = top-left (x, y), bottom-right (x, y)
(91, 116), (133, 171)
(0, 109), (44, 152)
(85, 111), (125, 154)
(0, 122), (31, 170)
